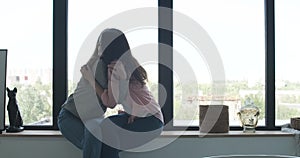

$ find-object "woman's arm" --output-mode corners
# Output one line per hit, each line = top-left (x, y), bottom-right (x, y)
(101, 61), (128, 108)
(80, 64), (106, 102)
(86, 51), (98, 66)
(101, 80), (118, 108)
(81, 62), (127, 109)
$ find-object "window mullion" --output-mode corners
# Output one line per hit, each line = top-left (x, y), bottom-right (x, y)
(265, 0), (277, 129)
(53, 0), (68, 130)
(159, 0), (173, 130)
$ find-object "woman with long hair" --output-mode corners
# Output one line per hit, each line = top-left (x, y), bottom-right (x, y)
(81, 28), (164, 158)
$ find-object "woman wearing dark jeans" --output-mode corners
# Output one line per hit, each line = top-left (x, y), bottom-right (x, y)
(81, 28), (164, 158)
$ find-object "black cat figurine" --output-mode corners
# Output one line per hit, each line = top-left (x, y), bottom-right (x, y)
(6, 87), (24, 133)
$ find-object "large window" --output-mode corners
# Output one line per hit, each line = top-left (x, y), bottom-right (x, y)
(1, 0), (292, 130)
(0, 0), (53, 126)
(173, 0), (265, 127)
(275, 0), (300, 126)
(68, 0), (158, 116)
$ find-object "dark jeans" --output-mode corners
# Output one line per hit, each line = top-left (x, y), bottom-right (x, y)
(58, 108), (163, 158)
(58, 108), (103, 158)
(100, 113), (164, 158)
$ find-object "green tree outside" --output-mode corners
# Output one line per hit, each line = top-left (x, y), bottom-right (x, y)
(6, 79), (52, 125)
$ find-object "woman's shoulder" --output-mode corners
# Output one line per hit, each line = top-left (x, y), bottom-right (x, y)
(128, 81), (153, 97)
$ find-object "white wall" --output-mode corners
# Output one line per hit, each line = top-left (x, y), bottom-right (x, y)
(0, 136), (297, 158)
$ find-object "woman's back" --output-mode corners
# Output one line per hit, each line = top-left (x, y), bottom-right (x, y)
(62, 59), (108, 120)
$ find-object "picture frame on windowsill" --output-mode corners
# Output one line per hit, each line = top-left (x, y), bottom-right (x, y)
(0, 49), (7, 134)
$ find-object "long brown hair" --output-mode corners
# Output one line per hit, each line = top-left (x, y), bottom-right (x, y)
(99, 28), (148, 85)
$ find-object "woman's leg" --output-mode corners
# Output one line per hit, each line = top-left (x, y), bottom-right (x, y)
(120, 115), (163, 150)
(125, 115), (163, 132)
(82, 127), (102, 158)
(58, 108), (103, 158)
(100, 113), (129, 158)
(100, 114), (163, 157)
(58, 108), (84, 149)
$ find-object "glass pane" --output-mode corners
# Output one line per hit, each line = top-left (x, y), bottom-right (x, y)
(68, 1), (158, 116)
(275, 0), (300, 126)
(0, 1), (53, 125)
(173, 0), (265, 126)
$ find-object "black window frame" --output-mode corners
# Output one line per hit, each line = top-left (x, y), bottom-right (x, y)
(26, 0), (279, 131)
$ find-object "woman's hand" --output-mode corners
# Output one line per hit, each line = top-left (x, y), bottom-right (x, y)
(127, 115), (136, 124)
(80, 64), (95, 83)
(118, 110), (126, 114)
(108, 61), (127, 80)
(117, 110), (136, 124)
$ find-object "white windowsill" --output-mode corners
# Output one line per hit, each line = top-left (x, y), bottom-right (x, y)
(0, 130), (295, 138)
